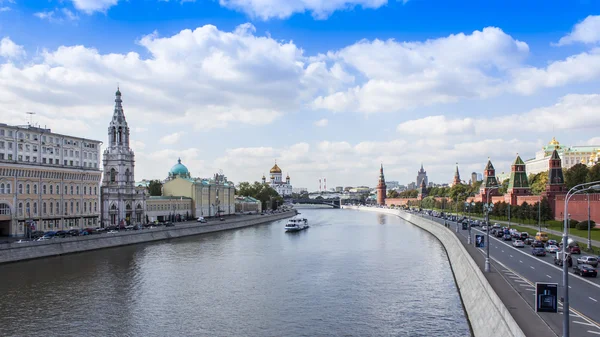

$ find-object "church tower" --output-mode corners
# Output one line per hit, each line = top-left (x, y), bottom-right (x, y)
(377, 164), (387, 206)
(101, 88), (145, 227)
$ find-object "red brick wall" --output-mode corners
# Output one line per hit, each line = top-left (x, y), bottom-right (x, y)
(554, 194), (600, 223)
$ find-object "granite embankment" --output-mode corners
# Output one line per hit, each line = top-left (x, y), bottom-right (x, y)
(0, 211), (296, 264)
(343, 206), (525, 337)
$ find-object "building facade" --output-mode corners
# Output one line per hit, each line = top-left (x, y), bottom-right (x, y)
(416, 164), (428, 189)
(262, 162), (292, 196)
(162, 159), (235, 218)
(0, 124), (102, 236)
(235, 196), (262, 214)
(101, 89), (146, 227)
(525, 137), (600, 175)
(145, 196), (193, 222)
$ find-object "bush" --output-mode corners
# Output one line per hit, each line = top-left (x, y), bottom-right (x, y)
(576, 220), (595, 231)
(568, 219), (579, 228)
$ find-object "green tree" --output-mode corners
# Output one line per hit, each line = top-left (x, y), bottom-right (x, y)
(387, 190), (400, 198)
(587, 163), (600, 183)
(565, 163), (589, 190)
(498, 179), (509, 195)
(148, 180), (163, 196)
(237, 181), (284, 210)
(529, 171), (549, 195)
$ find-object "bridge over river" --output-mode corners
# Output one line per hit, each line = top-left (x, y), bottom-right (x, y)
(290, 198), (340, 208)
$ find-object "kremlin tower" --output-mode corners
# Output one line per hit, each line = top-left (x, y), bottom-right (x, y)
(377, 164), (387, 206)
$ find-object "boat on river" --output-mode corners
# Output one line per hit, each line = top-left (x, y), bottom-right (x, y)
(285, 218), (309, 232)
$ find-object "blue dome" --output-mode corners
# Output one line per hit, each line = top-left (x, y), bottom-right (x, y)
(170, 158), (189, 176)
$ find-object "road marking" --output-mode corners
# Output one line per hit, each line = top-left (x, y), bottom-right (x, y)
(514, 279), (527, 283)
(530, 266), (535, 269)
(519, 284), (530, 287)
(546, 275), (552, 278)
(502, 250), (504, 253)
(519, 260), (523, 263)
(588, 330), (600, 335)
(573, 321), (595, 326)
(590, 297), (598, 302)
(569, 286), (572, 289)
(525, 288), (535, 291)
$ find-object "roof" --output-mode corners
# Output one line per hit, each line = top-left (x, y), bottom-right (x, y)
(270, 163), (282, 173)
(513, 155), (524, 165)
(169, 158), (189, 176)
(551, 149), (561, 160)
(148, 196), (192, 200)
(485, 160), (495, 171)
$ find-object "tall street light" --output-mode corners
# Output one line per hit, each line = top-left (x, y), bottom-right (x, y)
(588, 193), (592, 251)
(483, 185), (500, 272)
(466, 201), (475, 245)
(562, 181), (600, 337)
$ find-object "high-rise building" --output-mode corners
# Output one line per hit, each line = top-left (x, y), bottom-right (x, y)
(416, 164), (428, 189)
(101, 88), (146, 227)
(471, 172), (478, 185)
(0, 123), (102, 237)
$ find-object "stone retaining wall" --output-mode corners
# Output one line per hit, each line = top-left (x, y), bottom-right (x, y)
(343, 206), (525, 337)
(0, 211), (295, 265)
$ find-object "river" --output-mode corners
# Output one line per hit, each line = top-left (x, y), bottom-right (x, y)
(0, 208), (471, 337)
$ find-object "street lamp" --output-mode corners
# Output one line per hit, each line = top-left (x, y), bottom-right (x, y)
(483, 185), (500, 272)
(562, 181), (600, 337)
(465, 201), (475, 245)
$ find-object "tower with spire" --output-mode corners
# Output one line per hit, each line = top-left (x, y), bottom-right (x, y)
(543, 149), (566, 215)
(505, 154), (531, 205)
(417, 178), (428, 200)
(479, 158), (499, 199)
(101, 88), (145, 227)
(416, 163), (428, 189)
(452, 163), (462, 186)
(377, 164), (387, 206)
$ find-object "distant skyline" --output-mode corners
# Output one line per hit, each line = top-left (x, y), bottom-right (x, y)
(1, 1), (600, 189)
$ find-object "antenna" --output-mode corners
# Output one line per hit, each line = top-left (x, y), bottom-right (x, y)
(26, 112), (36, 126)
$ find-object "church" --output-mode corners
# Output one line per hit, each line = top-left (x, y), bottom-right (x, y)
(262, 162), (292, 197)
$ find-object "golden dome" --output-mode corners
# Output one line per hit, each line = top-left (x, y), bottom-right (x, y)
(549, 137), (560, 146)
(286, 174), (290, 179)
(270, 163), (282, 174)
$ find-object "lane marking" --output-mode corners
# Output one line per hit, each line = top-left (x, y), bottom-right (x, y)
(546, 275), (552, 278)
(573, 321), (595, 326)
(590, 297), (598, 302)
(588, 330), (600, 335)
(510, 254), (513, 257)
(569, 286), (572, 289)
(525, 288), (535, 291)
(519, 284), (531, 287)
(530, 266), (535, 270)
(519, 260), (523, 263)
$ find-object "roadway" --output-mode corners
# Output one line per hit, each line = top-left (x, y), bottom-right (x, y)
(416, 212), (600, 337)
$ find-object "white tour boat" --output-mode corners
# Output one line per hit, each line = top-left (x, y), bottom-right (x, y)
(285, 218), (309, 232)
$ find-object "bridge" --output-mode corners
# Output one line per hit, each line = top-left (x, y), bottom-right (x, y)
(290, 198), (341, 208)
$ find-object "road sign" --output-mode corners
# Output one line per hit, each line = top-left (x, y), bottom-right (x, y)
(475, 234), (485, 247)
(535, 282), (558, 313)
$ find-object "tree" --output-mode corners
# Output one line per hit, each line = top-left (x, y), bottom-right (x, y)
(529, 171), (548, 195)
(498, 179), (509, 195)
(387, 190), (400, 198)
(148, 180), (163, 196)
(237, 181), (284, 210)
(577, 220), (595, 231)
(565, 163), (589, 190)
(587, 163), (600, 183)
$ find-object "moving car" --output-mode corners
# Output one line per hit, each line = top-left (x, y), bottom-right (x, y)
(573, 264), (598, 277)
(577, 256), (599, 267)
(535, 231), (549, 242)
(547, 239), (558, 247)
(569, 245), (581, 254)
(524, 238), (534, 245)
(513, 240), (525, 248)
(520, 232), (529, 240)
(545, 245), (560, 253)
(532, 240), (544, 248)
(503, 234), (512, 241)
(532, 247), (546, 256)
(481, 225), (488, 231)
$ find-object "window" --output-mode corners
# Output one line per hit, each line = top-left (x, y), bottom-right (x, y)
(0, 129), (3, 136)
(18, 202), (23, 216)
(125, 169), (130, 182)
(110, 168), (116, 182)
(56, 202), (59, 215)
(33, 202), (37, 215)
(50, 202), (53, 215)
(70, 201), (74, 214)
(56, 184), (59, 194)
(33, 184), (37, 194)
(64, 160), (67, 165)
(8, 142), (12, 149)
(26, 184), (30, 194)
(25, 144), (30, 151)
(43, 185), (46, 194)
(50, 185), (53, 194)
(18, 184), (22, 194)
(84, 202), (87, 213)
(43, 202), (46, 215)
(0, 141), (4, 149)
(42, 158), (46, 164)
(75, 151), (79, 157)
(76, 186), (79, 195)
(65, 202), (68, 215)
(94, 202), (97, 212)
(94, 186), (97, 195)
(6, 183), (10, 194)
(76, 202), (79, 213)
(18, 155), (22, 161)
(70, 160), (73, 166)
(0, 203), (9, 215)
(70, 186), (73, 195)
(25, 156), (30, 162)
(84, 186), (87, 195)
(64, 186), (67, 195)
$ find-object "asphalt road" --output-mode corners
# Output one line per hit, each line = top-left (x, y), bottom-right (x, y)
(417, 212), (600, 337)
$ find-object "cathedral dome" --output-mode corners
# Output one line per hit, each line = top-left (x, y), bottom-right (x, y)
(549, 137), (560, 146)
(170, 158), (189, 176)
(270, 163), (282, 174)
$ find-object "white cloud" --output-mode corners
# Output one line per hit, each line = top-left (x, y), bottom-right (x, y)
(130, 140), (146, 152)
(556, 15), (600, 46)
(70, 0), (119, 13)
(314, 118), (328, 127)
(397, 115), (476, 136)
(218, 0), (389, 20)
(159, 131), (185, 145)
(586, 137), (600, 146)
(0, 37), (25, 59)
(134, 127), (147, 132)
(34, 8), (80, 23)
(313, 27), (529, 113)
(0, 7), (10, 12)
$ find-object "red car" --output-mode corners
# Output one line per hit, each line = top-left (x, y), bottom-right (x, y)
(570, 245), (581, 254)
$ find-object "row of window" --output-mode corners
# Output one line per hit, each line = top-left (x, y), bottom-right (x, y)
(0, 183), (98, 196)
(147, 204), (191, 211)
(16, 200), (98, 217)
(0, 168), (101, 181)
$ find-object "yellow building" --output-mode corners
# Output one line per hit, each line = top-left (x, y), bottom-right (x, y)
(161, 159), (235, 218)
(145, 196), (193, 222)
(0, 123), (102, 237)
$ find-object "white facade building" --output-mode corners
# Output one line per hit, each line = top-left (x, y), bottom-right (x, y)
(262, 162), (292, 196)
(525, 137), (600, 175)
(101, 88), (146, 227)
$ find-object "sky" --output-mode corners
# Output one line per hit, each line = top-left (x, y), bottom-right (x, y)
(1, 0), (600, 191)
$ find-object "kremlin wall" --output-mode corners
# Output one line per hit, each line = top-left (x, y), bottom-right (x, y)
(381, 147), (600, 224)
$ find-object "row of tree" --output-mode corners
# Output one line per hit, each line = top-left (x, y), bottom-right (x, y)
(236, 181), (284, 210)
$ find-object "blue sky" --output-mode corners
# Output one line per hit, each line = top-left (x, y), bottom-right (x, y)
(1, 0), (600, 190)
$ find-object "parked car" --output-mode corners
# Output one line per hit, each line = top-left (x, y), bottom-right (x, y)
(197, 217), (207, 223)
(503, 234), (512, 241)
(107, 230), (118, 234)
(545, 245), (560, 253)
(513, 240), (525, 248)
(573, 264), (598, 277)
(219, 218), (225, 221)
(577, 256), (599, 267)
(36, 236), (51, 241)
(569, 245), (581, 254)
(532, 247), (546, 256)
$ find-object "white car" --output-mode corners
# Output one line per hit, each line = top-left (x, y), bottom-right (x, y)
(513, 240), (525, 248)
(197, 217), (207, 223)
(481, 225), (488, 231)
(545, 245), (560, 253)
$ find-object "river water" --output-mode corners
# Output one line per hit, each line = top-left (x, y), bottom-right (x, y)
(0, 208), (471, 337)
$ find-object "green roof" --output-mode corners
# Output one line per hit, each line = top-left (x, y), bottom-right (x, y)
(513, 155), (524, 165)
(485, 160), (495, 171)
(508, 155), (529, 190)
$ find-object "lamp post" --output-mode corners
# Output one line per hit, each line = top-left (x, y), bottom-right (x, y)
(562, 181), (600, 337)
(466, 201), (475, 245)
(588, 193), (592, 251)
(538, 196), (542, 234)
(483, 186), (500, 272)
